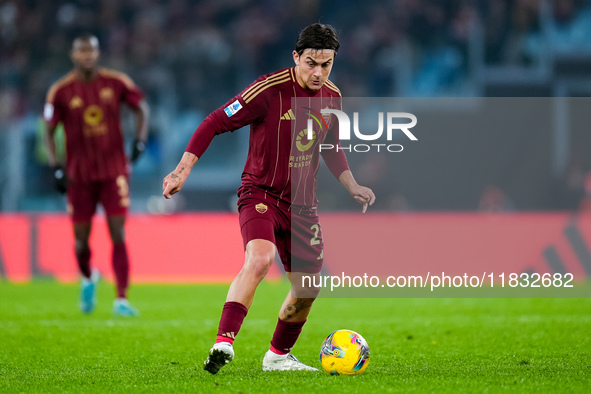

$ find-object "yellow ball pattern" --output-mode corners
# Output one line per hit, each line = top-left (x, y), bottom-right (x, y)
(320, 329), (370, 375)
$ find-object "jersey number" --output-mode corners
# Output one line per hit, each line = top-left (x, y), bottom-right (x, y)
(116, 175), (130, 207)
(310, 224), (321, 245)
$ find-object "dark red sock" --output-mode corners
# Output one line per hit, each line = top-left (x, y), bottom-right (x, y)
(112, 242), (129, 298)
(270, 318), (306, 355)
(75, 248), (91, 279)
(216, 301), (248, 344)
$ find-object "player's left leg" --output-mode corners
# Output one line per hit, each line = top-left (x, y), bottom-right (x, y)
(102, 175), (138, 316)
(262, 272), (320, 371)
(106, 215), (138, 316)
(262, 211), (322, 371)
(106, 215), (129, 298)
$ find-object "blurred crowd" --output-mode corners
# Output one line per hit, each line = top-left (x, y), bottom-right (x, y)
(2, 0), (591, 211)
(1, 0), (591, 122)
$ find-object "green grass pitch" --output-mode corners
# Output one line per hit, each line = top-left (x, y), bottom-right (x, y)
(1, 279), (590, 393)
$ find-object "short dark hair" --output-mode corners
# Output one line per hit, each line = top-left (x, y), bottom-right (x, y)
(295, 23), (339, 56)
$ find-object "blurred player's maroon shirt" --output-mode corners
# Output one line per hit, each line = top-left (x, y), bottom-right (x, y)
(43, 69), (144, 182)
(186, 67), (349, 208)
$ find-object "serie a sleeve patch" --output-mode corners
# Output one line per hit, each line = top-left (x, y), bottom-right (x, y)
(43, 103), (54, 121)
(224, 100), (243, 117)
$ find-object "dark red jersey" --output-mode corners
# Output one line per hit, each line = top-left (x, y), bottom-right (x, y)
(43, 68), (144, 182)
(186, 67), (349, 208)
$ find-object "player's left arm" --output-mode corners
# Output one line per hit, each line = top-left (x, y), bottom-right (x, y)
(116, 71), (150, 163)
(129, 99), (149, 163)
(337, 170), (375, 214)
(321, 105), (375, 213)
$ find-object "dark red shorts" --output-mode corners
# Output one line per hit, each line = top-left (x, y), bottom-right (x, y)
(67, 175), (130, 222)
(238, 192), (323, 274)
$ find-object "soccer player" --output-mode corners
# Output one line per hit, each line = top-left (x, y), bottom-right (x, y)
(162, 23), (375, 373)
(43, 33), (149, 316)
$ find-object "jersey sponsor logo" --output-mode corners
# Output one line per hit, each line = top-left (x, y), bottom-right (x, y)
(289, 153), (312, 168)
(292, 106), (324, 158)
(255, 203), (268, 214)
(224, 100), (243, 117)
(280, 109), (295, 120)
(296, 129), (316, 152)
(69, 96), (83, 109)
(99, 87), (114, 101)
(83, 105), (104, 126)
(43, 103), (54, 121)
(83, 105), (108, 137)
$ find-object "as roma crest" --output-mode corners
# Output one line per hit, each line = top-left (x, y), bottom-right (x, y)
(255, 203), (268, 214)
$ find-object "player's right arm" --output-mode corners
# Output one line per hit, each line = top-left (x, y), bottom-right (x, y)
(43, 87), (62, 168)
(162, 75), (271, 199)
(44, 122), (60, 168)
(43, 86), (67, 193)
(162, 152), (198, 199)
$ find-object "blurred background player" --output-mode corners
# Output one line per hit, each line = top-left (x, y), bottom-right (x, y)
(43, 33), (149, 316)
(163, 23), (375, 373)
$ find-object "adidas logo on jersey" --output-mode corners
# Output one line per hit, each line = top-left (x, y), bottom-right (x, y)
(280, 109), (295, 120)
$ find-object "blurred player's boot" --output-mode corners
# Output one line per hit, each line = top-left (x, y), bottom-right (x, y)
(262, 350), (318, 371)
(113, 298), (139, 317)
(204, 342), (234, 374)
(79, 269), (100, 314)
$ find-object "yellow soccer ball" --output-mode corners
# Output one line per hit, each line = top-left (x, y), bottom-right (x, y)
(320, 329), (370, 375)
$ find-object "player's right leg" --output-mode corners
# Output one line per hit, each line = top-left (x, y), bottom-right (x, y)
(73, 222), (99, 314)
(226, 238), (277, 308)
(73, 222), (92, 279)
(204, 236), (277, 374)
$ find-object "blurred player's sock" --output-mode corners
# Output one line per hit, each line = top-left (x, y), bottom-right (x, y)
(113, 298), (139, 317)
(112, 242), (129, 298)
(262, 351), (318, 371)
(204, 342), (234, 374)
(75, 248), (92, 279)
(80, 268), (99, 314)
(269, 318), (306, 355)
(215, 301), (248, 345)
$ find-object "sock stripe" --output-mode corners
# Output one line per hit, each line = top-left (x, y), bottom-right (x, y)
(216, 302), (248, 345)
